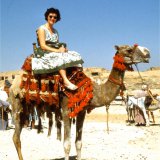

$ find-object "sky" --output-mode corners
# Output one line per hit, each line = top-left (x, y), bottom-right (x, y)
(0, 0), (159, 72)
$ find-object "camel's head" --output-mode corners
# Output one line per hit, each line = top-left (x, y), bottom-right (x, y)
(113, 44), (150, 71)
(115, 44), (150, 64)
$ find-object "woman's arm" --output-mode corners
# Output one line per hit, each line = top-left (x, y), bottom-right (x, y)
(37, 28), (66, 53)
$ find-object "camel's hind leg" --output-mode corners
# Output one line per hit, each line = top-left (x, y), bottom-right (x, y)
(9, 90), (24, 160)
(75, 111), (86, 160)
(13, 115), (23, 160)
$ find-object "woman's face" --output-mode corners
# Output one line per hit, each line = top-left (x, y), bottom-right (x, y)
(47, 13), (57, 25)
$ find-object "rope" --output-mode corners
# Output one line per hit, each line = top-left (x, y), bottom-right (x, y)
(134, 64), (145, 84)
(69, 70), (79, 81)
(135, 64), (158, 105)
(106, 105), (110, 134)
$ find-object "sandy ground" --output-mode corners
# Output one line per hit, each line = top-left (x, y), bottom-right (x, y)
(0, 103), (160, 160)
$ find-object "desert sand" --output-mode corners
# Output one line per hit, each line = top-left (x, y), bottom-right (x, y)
(0, 103), (160, 160)
(0, 68), (160, 159)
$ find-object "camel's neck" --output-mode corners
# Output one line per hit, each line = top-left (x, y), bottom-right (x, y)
(90, 67), (125, 107)
(109, 68), (125, 83)
(104, 68), (125, 104)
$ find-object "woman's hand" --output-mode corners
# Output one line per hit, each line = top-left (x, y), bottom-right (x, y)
(58, 46), (68, 52)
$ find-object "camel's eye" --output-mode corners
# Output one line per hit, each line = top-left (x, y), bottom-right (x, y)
(127, 49), (132, 53)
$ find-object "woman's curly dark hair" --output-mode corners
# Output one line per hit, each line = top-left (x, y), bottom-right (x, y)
(44, 8), (61, 22)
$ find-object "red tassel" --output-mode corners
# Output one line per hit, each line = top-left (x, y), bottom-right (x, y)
(41, 82), (47, 92)
(30, 81), (38, 91)
(68, 112), (76, 118)
(25, 91), (30, 104)
(49, 93), (53, 105)
(113, 55), (126, 71)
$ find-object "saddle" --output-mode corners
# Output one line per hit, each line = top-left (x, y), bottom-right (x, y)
(20, 56), (93, 117)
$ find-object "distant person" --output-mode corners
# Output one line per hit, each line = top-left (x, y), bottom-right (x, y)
(0, 80), (11, 111)
(0, 80), (14, 130)
(0, 87), (11, 130)
(32, 7), (84, 90)
(143, 85), (156, 124)
(134, 84), (155, 125)
(4, 79), (12, 95)
(0, 87), (10, 109)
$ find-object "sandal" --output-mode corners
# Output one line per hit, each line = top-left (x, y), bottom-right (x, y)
(64, 83), (78, 90)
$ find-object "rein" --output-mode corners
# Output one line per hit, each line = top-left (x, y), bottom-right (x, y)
(108, 75), (125, 97)
(134, 63), (145, 84)
(134, 64), (158, 104)
(108, 75), (123, 86)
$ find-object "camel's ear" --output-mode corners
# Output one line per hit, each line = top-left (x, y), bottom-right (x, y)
(115, 45), (119, 51)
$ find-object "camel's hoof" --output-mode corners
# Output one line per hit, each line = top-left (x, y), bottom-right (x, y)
(57, 136), (61, 141)
(126, 122), (131, 126)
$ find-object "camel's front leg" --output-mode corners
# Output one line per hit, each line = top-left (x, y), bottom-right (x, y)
(47, 111), (53, 136)
(12, 112), (23, 160)
(75, 110), (86, 160)
(63, 114), (71, 160)
(62, 97), (71, 160)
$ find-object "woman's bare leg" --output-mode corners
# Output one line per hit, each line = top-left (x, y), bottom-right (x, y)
(59, 69), (77, 90)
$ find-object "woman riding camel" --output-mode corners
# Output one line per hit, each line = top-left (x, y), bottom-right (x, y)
(32, 7), (84, 90)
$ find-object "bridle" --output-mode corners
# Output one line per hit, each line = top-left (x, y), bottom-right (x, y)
(106, 45), (138, 133)
(108, 54), (133, 97)
(108, 74), (125, 97)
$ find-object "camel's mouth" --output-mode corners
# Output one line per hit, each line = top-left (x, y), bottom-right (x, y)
(141, 57), (150, 63)
(124, 45), (150, 64)
(124, 57), (150, 64)
(132, 46), (150, 64)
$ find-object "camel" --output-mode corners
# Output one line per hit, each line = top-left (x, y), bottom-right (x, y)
(9, 44), (150, 160)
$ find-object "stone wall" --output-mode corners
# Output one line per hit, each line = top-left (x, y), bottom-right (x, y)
(0, 70), (22, 87)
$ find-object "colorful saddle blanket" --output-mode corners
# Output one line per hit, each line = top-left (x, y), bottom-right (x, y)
(20, 56), (93, 117)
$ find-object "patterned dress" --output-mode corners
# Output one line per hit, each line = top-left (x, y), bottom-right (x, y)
(32, 25), (84, 74)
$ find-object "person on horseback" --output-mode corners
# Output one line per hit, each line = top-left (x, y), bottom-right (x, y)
(32, 8), (84, 90)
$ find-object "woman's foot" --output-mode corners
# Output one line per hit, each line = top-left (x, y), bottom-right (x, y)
(64, 82), (78, 90)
